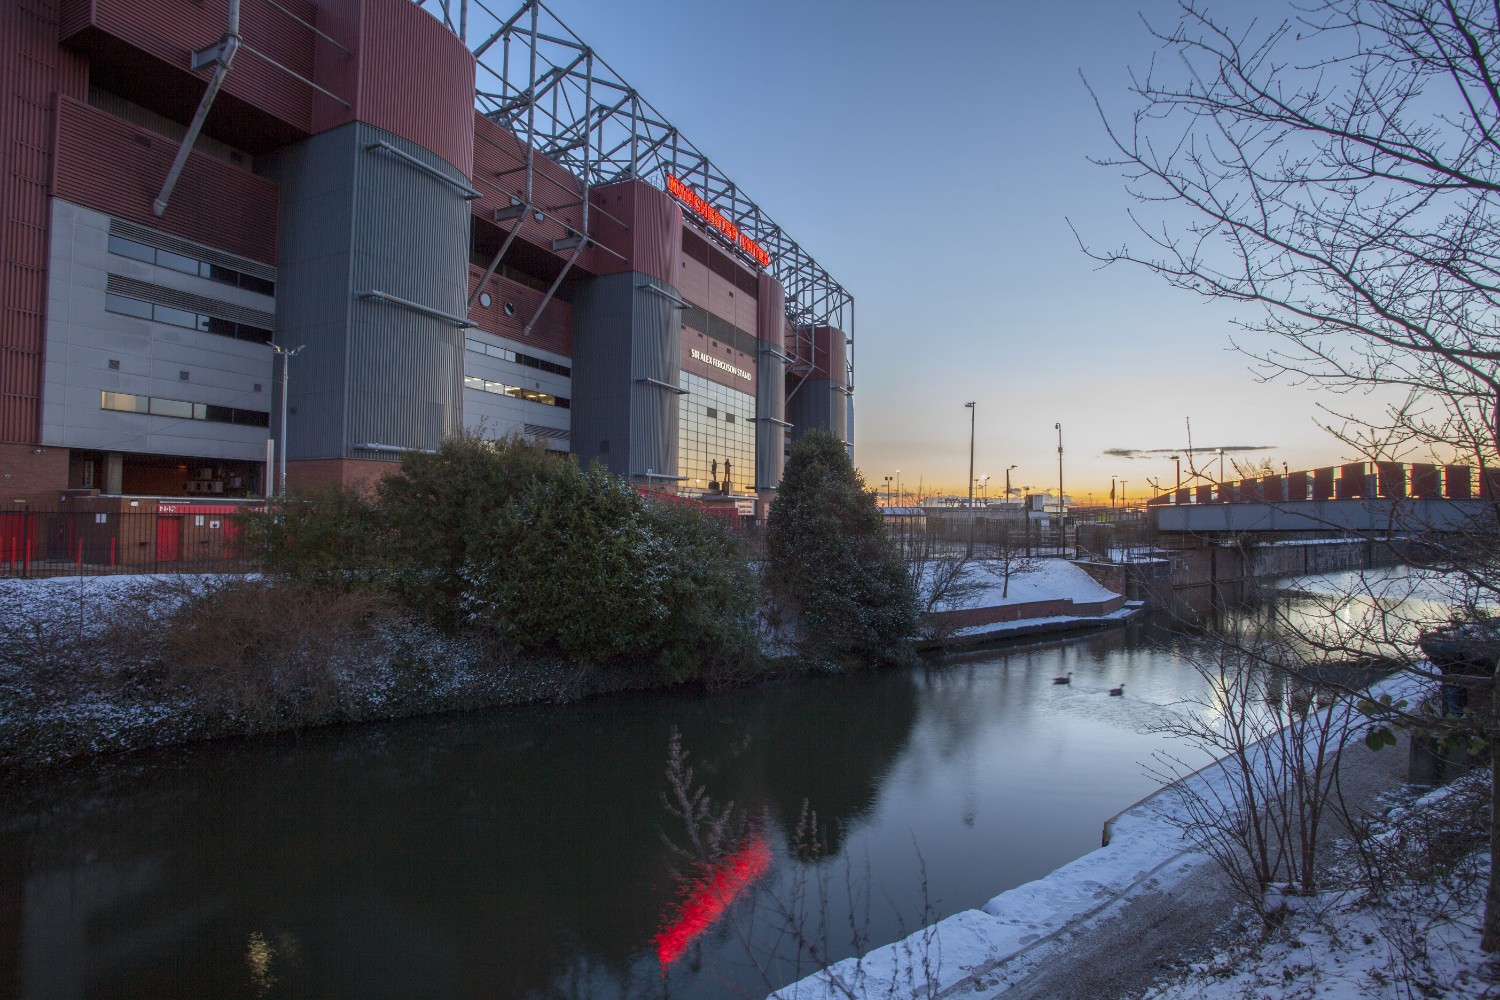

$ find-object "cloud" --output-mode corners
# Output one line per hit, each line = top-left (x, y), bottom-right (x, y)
(1102, 445), (1277, 460)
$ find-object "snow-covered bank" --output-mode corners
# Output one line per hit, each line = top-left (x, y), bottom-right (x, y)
(924, 559), (1122, 611)
(770, 672), (1434, 1000)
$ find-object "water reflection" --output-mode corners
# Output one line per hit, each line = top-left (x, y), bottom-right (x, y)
(2, 618), (1239, 999)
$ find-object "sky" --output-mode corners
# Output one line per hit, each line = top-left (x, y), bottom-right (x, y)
(446, 0), (1403, 501)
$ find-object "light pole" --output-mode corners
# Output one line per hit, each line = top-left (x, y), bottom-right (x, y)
(1055, 422), (1065, 549)
(1120, 480), (1128, 508)
(1005, 464), (1017, 504)
(883, 475), (893, 506)
(978, 475), (990, 502)
(271, 343), (304, 499)
(1217, 448), (1225, 484)
(1171, 454), (1181, 498)
(1111, 476), (1117, 508)
(965, 401), (976, 554)
(896, 469), (902, 506)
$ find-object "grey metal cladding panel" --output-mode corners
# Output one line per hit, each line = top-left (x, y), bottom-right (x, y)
(568, 272), (639, 476)
(346, 122), (469, 454)
(258, 126), (359, 460)
(631, 275), (679, 478)
(757, 340), (786, 488)
(789, 379), (847, 446)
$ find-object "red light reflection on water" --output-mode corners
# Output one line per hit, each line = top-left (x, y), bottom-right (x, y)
(654, 836), (772, 967)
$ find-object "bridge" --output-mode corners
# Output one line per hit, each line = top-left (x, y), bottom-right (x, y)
(1149, 462), (1497, 534)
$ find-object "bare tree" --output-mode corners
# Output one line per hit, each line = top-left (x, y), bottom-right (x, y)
(1079, 0), (1500, 948)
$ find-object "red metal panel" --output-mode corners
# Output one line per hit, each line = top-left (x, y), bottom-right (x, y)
(1260, 475), (1283, 502)
(69, 0), (318, 134)
(629, 181), (681, 286)
(810, 327), (847, 382)
(1445, 465), (1472, 499)
(315, 0), (474, 174)
(1312, 467), (1335, 500)
(1480, 468), (1500, 500)
(1337, 462), (1366, 498)
(756, 273), (784, 348)
(1410, 463), (1440, 498)
(678, 254), (710, 307)
(1174, 488), (1190, 504)
(1376, 461), (1406, 498)
(53, 96), (279, 263)
(1196, 484), (1212, 504)
(466, 267), (573, 358)
(1240, 478), (1260, 502)
(469, 112), (591, 274)
(0, 0), (87, 444)
(706, 270), (737, 322)
(1287, 470), (1309, 500)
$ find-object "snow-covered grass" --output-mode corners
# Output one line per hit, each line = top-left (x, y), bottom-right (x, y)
(0, 574), (628, 770)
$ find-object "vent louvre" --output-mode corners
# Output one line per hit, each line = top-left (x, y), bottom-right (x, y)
(109, 219), (277, 283)
(106, 274), (276, 329)
(524, 423), (569, 441)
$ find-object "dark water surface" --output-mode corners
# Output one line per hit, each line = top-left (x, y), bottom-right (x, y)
(2, 618), (1222, 999)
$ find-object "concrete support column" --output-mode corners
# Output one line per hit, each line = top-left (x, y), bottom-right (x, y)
(104, 452), (124, 494)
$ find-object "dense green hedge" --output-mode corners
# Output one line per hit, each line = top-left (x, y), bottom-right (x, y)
(764, 429), (918, 667)
(248, 435), (758, 682)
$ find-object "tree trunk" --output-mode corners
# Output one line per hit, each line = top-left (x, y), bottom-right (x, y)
(1484, 668), (1500, 951)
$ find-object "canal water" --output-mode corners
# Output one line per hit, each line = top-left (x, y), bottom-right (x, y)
(0, 610), (1347, 999)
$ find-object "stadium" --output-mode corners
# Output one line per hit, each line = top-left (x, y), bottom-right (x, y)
(0, 0), (854, 527)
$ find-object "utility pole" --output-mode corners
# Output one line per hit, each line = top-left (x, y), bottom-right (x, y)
(965, 401), (976, 555)
(271, 343), (304, 499)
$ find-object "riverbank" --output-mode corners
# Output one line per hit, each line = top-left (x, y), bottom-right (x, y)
(2, 562), (1132, 775)
(771, 672), (1496, 1000)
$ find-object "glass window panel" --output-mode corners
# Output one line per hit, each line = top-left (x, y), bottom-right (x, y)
(152, 305), (198, 330)
(107, 235), (155, 263)
(104, 293), (152, 319)
(239, 274), (275, 296)
(464, 376), (484, 390)
(149, 397), (193, 418)
(101, 391), (148, 413)
(156, 250), (199, 275)
(237, 324), (273, 344)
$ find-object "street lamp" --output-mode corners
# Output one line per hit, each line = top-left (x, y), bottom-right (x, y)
(270, 343), (305, 499)
(883, 474), (893, 506)
(896, 469), (902, 506)
(965, 401), (976, 554)
(1120, 480), (1128, 508)
(1171, 454), (1181, 502)
(1055, 422), (1065, 547)
(1111, 475), (1117, 508)
(1005, 464), (1017, 502)
(977, 474), (990, 501)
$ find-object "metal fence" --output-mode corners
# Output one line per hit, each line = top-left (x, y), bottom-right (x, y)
(0, 507), (262, 579)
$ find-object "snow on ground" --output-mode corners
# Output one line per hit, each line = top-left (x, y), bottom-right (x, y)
(770, 672), (1437, 1000)
(923, 558), (1121, 612)
(1141, 775), (1496, 1000)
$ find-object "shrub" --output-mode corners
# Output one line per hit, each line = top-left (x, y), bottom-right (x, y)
(376, 432), (565, 630)
(243, 484), (383, 590)
(462, 463), (758, 679)
(765, 430), (918, 667)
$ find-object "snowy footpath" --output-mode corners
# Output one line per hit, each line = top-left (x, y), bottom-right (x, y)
(770, 672), (1454, 1000)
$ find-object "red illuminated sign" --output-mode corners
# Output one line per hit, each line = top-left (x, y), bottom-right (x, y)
(666, 174), (772, 269)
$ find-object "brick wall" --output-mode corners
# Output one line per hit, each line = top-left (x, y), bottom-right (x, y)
(0, 442), (69, 502)
(929, 594), (1125, 631)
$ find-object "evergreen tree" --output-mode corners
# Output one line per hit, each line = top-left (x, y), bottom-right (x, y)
(765, 429), (917, 667)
